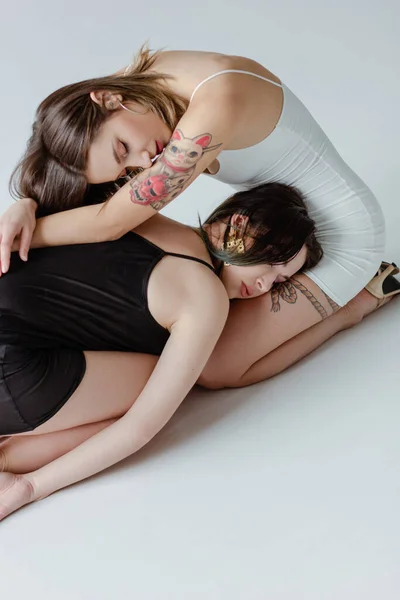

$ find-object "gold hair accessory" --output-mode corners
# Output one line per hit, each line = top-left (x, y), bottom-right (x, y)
(222, 230), (245, 266)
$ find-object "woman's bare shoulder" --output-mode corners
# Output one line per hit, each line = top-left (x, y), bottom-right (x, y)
(155, 50), (274, 76)
(154, 49), (233, 70)
(135, 214), (214, 268)
(152, 50), (278, 99)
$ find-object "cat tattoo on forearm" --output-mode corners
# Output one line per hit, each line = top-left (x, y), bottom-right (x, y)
(129, 129), (222, 210)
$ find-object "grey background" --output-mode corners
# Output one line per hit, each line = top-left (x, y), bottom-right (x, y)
(0, 1), (399, 598)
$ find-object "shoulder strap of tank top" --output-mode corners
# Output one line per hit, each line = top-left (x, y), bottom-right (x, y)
(190, 69), (282, 102)
(129, 231), (216, 273)
(164, 251), (216, 273)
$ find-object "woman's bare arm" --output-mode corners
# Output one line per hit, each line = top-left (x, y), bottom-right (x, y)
(28, 78), (239, 249)
(23, 268), (229, 503)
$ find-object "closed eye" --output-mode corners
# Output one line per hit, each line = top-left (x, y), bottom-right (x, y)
(113, 139), (130, 166)
(113, 140), (131, 178)
(118, 139), (130, 157)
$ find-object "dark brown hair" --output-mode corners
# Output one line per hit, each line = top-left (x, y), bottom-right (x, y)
(199, 182), (323, 270)
(9, 45), (187, 217)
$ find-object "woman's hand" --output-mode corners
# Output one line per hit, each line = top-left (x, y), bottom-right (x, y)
(0, 472), (36, 521)
(0, 198), (37, 274)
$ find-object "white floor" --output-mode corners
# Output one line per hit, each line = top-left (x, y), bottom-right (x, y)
(1, 306), (399, 599)
(1, 1), (399, 599)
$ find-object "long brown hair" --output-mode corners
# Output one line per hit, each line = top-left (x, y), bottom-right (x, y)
(10, 44), (187, 217)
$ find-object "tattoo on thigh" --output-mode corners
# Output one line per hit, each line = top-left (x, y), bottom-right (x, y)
(322, 291), (340, 313)
(129, 129), (222, 210)
(271, 281), (297, 313)
(270, 278), (329, 320)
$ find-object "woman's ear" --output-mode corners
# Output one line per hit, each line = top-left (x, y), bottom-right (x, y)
(89, 90), (123, 110)
(230, 213), (249, 235)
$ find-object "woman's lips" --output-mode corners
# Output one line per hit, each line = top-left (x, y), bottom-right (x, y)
(151, 141), (164, 163)
(240, 282), (252, 298)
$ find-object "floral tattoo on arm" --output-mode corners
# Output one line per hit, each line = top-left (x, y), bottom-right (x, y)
(129, 129), (222, 211)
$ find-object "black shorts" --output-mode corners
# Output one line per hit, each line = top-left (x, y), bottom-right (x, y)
(0, 345), (86, 435)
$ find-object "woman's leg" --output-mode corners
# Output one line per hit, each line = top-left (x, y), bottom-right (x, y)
(16, 350), (158, 435)
(0, 279), (385, 473)
(0, 419), (116, 474)
(0, 351), (157, 474)
(199, 274), (382, 389)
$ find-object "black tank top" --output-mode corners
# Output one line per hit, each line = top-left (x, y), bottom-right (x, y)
(0, 232), (215, 356)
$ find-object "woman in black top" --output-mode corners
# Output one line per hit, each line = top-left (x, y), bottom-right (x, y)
(0, 183), (395, 521)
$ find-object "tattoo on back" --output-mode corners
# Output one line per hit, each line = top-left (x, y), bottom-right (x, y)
(129, 129), (222, 210)
(271, 278), (329, 320)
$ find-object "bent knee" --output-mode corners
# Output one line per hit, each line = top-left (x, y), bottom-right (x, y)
(197, 367), (243, 390)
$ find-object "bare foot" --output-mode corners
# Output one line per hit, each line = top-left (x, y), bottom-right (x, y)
(0, 472), (34, 521)
(339, 288), (395, 330)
